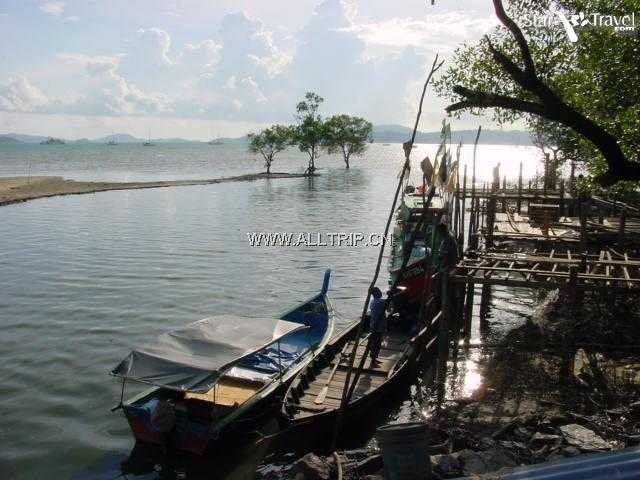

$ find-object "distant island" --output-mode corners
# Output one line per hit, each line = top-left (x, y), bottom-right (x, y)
(0, 125), (534, 146)
(39, 138), (66, 145)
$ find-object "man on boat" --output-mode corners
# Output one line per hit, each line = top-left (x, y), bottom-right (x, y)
(368, 287), (388, 367)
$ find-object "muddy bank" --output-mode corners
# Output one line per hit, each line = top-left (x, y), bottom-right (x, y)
(0, 172), (314, 207)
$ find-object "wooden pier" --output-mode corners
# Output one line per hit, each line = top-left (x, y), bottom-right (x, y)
(451, 250), (640, 291)
(434, 159), (640, 366)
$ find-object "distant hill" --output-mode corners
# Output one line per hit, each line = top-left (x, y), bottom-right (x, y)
(372, 125), (533, 146)
(0, 133), (49, 144)
(0, 125), (534, 146)
(0, 136), (22, 144)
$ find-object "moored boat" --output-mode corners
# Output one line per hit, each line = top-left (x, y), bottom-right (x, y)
(111, 270), (335, 455)
(389, 187), (448, 307)
(280, 305), (436, 446)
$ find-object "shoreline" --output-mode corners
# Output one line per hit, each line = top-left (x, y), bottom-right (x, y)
(0, 172), (315, 207)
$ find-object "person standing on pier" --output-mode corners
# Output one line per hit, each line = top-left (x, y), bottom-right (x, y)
(368, 287), (388, 367)
(492, 162), (501, 191)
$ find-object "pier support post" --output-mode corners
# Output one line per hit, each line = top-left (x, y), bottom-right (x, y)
(580, 200), (588, 253)
(618, 207), (627, 247)
(486, 196), (496, 248)
(559, 180), (565, 216)
(438, 272), (451, 363)
(461, 164), (467, 254)
(517, 162), (523, 214)
(463, 282), (474, 344)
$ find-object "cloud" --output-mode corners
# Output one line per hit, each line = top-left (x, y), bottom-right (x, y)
(4, 1), (490, 131)
(347, 13), (496, 51)
(0, 77), (49, 111)
(56, 53), (169, 115)
(65, 15), (80, 22)
(39, 1), (65, 16)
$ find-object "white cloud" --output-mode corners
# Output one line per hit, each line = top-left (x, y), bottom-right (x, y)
(39, 2), (65, 16)
(3, 1), (496, 133)
(347, 13), (496, 50)
(65, 15), (80, 22)
(0, 77), (49, 111)
(56, 53), (169, 115)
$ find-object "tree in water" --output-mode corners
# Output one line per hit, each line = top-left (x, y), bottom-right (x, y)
(294, 92), (325, 174)
(324, 115), (373, 169)
(248, 125), (294, 174)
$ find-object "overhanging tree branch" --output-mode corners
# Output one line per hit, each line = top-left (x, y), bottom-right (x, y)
(444, 0), (635, 185)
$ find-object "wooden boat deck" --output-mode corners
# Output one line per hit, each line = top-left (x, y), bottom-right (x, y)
(185, 377), (264, 407)
(290, 332), (410, 419)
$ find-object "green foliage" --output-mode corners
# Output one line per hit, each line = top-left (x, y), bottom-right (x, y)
(248, 124), (294, 174)
(294, 92), (326, 173)
(433, 0), (640, 190)
(323, 115), (373, 168)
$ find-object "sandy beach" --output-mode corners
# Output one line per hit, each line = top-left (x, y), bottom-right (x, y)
(0, 173), (313, 207)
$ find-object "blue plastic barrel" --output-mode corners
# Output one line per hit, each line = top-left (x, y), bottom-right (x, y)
(376, 422), (432, 480)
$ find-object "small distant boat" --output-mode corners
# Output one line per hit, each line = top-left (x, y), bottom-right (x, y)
(111, 270), (335, 455)
(143, 131), (155, 146)
(107, 134), (117, 146)
(209, 133), (224, 145)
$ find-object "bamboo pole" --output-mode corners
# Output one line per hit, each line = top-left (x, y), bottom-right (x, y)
(330, 54), (444, 451)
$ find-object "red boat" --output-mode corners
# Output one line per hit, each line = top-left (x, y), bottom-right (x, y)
(389, 188), (448, 306)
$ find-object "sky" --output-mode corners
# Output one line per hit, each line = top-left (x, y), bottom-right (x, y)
(0, 0), (501, 140)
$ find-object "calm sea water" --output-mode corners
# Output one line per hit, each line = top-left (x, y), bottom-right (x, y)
(0, 142), (540, 479)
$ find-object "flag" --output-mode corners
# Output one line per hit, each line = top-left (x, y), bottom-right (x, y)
(420, 156), (433, 181)
(446, 160), (459, 193)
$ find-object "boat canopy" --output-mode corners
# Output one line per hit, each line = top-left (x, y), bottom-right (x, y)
(111, 315), (308, 393)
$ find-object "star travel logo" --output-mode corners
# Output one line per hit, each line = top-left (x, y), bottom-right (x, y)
(521, 6), (636, 43)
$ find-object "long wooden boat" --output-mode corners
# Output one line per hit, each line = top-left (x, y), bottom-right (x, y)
(280, 313), (436, 445)
(111, 270), (335, 455)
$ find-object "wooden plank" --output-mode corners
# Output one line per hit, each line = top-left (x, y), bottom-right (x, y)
(185, 378), (261, 406)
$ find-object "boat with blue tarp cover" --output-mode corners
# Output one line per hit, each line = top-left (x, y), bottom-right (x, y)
(111, 270), (335, 454)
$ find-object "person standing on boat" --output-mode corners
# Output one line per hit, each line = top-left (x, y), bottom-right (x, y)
(368, 287), (387, 367)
